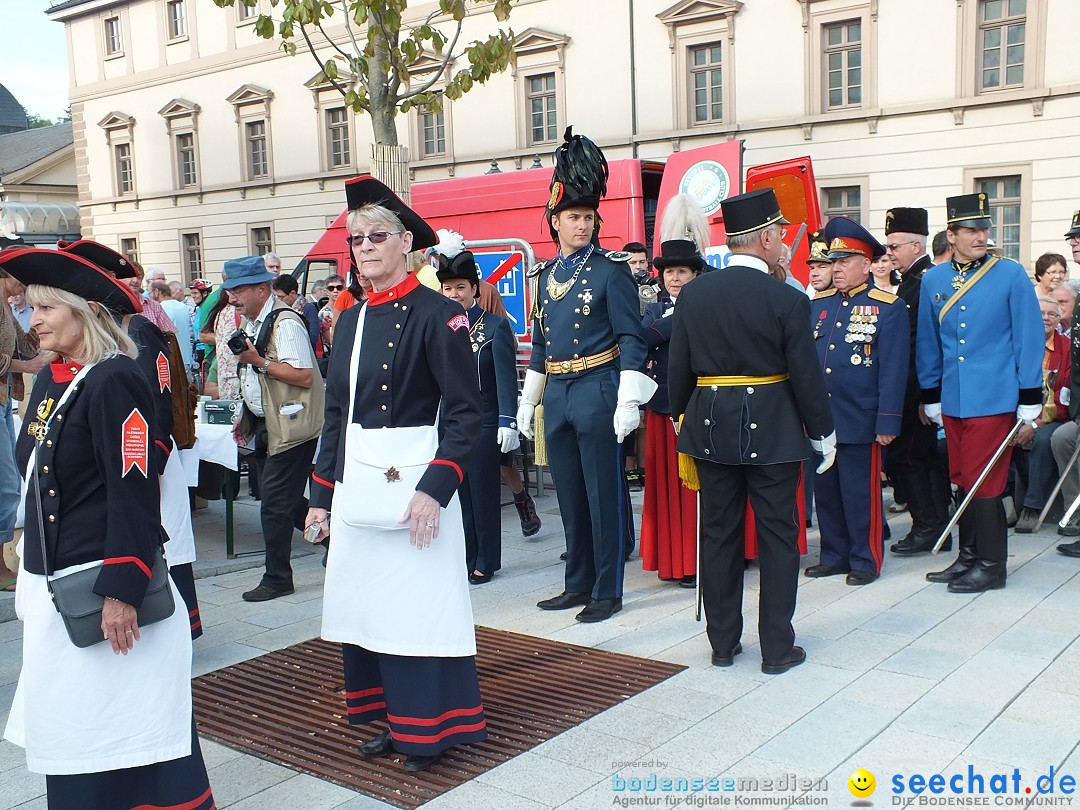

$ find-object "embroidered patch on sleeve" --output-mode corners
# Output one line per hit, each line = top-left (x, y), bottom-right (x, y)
(121, 409), (149, 477)
(447, 314), (469, 332)
(156, 351), (171, 393)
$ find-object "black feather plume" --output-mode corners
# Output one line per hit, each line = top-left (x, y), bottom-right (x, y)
(554, 126), (608, 199)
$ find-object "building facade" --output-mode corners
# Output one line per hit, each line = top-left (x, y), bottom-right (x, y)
(47, 0), (1080, 282)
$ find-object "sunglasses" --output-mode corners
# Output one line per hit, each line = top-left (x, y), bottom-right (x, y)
(346, 231), (399, 247)
(326, 284), (344, 291)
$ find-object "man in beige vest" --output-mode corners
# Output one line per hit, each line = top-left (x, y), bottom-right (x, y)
(225, 256), (324, 601)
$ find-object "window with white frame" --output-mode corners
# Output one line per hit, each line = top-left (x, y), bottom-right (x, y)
(526, 73), (558, 146)
(250, 226), (273, 256)
(823, 186), (862, 224)
(104, 16), (123, 56)
(181, 232), (202, 283)
(979, 0), (1026, 91)
(176, 133), (197, 187)
(228, 85), (274, 182)
(420, 109), (446, 157)
(689, 42), (723, 124)
(975, 175), (1022, 260)
(114, 143), (134, 195)
(326, 107), (351, 168)
(120, 237), (139, 265)
(246, 121), (268, 178)
(237, 1), (257, 21)
(823, 20), (862, 110)
(166, 0), (187, 40)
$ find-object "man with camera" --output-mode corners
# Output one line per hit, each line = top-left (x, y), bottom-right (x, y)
(224, 256), (325, 602)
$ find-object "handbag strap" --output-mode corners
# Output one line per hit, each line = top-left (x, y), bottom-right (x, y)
(346, 302), (368, 427)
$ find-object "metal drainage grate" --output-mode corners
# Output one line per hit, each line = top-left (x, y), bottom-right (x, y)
(193, 626), (685, 808)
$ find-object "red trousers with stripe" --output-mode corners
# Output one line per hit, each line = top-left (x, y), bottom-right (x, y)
(813, 442), (884, 575)
(942, 413), (1015, 497)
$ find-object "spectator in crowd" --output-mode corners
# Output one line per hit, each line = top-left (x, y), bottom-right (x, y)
(1052, 211), (1080, 548)
(871, 253), (901, 294)
(198, 285), (243, 402)
(1034, 252), (1069, 300)
(1014, 296), (1071, 533)
(151, 281), (195, 371)
(772, 242), (805, 292)
(932, 230), (953, 265)
(145, 267), (166, 286)
(9, 288), (31, 332)
(272, 274), (321, 351)
(263, 253), (283, 275)
(169, 279), (187, 302)
(1055, 280), (1079, 337)
(111, 259), (177, 335)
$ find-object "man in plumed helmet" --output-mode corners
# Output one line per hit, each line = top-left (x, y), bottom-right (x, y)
(669, 188), (835, 674)
(517, 128), (655, 623)
(917, 193), (1043, 592)
(803, 218), (909, 586)
(881, 207), (953, 556)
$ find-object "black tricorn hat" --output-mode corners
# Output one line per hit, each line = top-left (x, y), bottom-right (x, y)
(434, 251), (480, 288)
(946, 193), (992, 230)
(344, 175), (438, 251)
(721, 189), (789, 238)
(652, 239), (707, 274)
(58, 239), (142, 280)
(0, 248), (143, 315)
(885, 207), (929, 237)
(1065, 210), (1080, 239)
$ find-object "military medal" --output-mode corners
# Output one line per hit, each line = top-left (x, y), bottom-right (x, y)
(850, 354), (862, 366)
(469, 312), (486, 353)
(582, 305), (591, 316)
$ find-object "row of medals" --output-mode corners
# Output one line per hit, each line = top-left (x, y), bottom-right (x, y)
(845, 307), (877, 366)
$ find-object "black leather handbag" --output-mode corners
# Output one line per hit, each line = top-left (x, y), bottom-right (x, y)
(33, 442), (175, 649)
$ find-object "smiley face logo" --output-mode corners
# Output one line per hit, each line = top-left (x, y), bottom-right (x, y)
(848, 768), (876, 798)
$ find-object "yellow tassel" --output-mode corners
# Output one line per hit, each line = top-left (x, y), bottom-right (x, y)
(533, 404), (547, 466)
(675, 415), (700, 491)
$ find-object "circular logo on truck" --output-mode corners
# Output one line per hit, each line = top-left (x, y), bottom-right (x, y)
(679, 160), (731, 215)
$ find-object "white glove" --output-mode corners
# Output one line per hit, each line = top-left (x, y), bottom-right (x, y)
(1062, 387), (1071, 408)
(497, 427), (520, 454)
(1017, 403), (1042, 425)
(924, 402), (944, 428)
(613, 370), (658, 442)
(516, 369), (546, 441)
(810, 431), (837, 475)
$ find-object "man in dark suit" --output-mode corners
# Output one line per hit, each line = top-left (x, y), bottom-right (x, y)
(882, 207), (953, 556)
(669, 188), (835, 675)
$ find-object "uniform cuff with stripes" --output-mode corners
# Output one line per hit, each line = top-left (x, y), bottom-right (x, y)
(920, 387), (941, 406)
(94, 557), (152, 608)
(1018, 387), (1043, 407)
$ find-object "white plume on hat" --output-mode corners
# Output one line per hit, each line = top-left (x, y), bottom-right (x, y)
(659, 194), (710, 251)
(433, 228), (466, 258)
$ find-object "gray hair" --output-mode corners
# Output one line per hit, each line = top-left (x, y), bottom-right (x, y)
(1039, 295), (1063, 315)
(726, 224), (782, 252)
(263, 253), (281, 264)
(1063, 280), (1080, 296)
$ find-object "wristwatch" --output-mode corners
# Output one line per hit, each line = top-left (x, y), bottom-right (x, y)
(258, 357), (271, 375)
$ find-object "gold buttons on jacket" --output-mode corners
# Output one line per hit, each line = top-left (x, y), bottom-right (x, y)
(48, 515), (56, 523)
(42, 466), (49, 474)
(48, 489), (55, 497)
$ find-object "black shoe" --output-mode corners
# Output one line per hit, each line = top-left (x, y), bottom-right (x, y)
(678, 575), (696, 589)
(947, 560), (1006, 593)
(241, 584), (294, 602)
(926, 554), (977, 583)
(559, 551), (568, 561)
(762, 645), (806, 675)
(468, 571), (493, 585)
(891, 531), (951, 556)
(576, 597), (622, 623)
(1058, 516), (1080, 537)
(803, 563), (849, 578)
(626, 469), (644, 492)
(357, 730), (393, 757)
(1058, 540), (1080, 558)
(846, 570), (878, 586)
(514, 492), (542, 537)
(711, 642), (742, 667)
(404, 753), (442, 772)
(537, 591), (591, 610)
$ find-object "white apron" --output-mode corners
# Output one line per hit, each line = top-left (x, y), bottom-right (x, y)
(320, 303), (476, 657)
(161, 446), (196, 566)
(3, 367), (194, 775)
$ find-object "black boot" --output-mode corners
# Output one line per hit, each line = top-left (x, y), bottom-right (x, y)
(926, 492), (975, 583)
(891, 472), (952, 555)
(948, 498), (1006, 593)
(514, 490), (541, 537)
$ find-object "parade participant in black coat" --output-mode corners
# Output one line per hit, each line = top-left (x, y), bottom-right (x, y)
(0, 247), (214, 810)
(435, 241), (520, 584)
(517, 128), (656, 623)
(669, 188), (835, 675)
(305, 176), (485, 773)
(880, 208), (952, 556)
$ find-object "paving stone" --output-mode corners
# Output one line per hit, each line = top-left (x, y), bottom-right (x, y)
(809, 628), (911, 671)
(243, 617), (322, 652)
(225, 773), (359, 810)
(837, 668), (937, 711)
(205, 753), (297, 808)
(964, 717), (1078, 771)
(476, 750), (604, 806)
(0, 766), (45, 810)
(530, 726), (649, 776)
(191, 640), (265, 678)
(421, 775), (550, 809)
(576, 703), (698, 749)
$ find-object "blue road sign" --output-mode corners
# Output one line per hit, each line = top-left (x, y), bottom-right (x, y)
(474, 251), (528, 336)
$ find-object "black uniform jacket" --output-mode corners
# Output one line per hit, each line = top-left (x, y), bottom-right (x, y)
(642, 299), (675, 414)
(669, 258), (834, 465)
(17, 357), (167, 607)
(126, 313), (175, 474)
(894, 253), (933, 410)
(468, 305), (518, 429)
(310, 273), (482, 510)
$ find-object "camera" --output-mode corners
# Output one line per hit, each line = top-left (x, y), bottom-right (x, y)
(227, 329), (250, 355)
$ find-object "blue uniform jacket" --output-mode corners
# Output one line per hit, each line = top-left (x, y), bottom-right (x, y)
(811, 283), (909, 443)
(528, 245), (648, 376)
(467, 304), (519, 429)
(916, 256), (1043, 417)
(642, 299), (675, 414)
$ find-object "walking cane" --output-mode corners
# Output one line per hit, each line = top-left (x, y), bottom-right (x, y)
(932, 418), (1024, 554)
(1036, 439), (1080, 532)
(694, 490), (703, 622)
(1059, 489), (1080, 530)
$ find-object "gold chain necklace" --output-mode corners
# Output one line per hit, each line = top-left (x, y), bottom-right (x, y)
(546, 247), (593, 301)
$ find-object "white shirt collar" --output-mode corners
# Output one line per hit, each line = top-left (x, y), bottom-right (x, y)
(726, 254), (771, 274)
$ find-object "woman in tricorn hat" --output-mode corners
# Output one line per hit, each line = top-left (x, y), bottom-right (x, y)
(0, 247), (214, 809)
(305, 176), (486, 773)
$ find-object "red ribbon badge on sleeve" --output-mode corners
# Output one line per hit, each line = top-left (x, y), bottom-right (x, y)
(156, 351), (171, 393)
(447, 314), (469, 332)
(121, 409), (149, 478)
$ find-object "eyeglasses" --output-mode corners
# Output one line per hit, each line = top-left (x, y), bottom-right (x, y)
(1066, 236), (1080, 246)
(885, 241), (917, 252)
(325, 284), (344, 291)
(346, 231), (400, 247)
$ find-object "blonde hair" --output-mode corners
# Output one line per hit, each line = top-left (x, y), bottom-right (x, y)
(25, 285), (137, 364)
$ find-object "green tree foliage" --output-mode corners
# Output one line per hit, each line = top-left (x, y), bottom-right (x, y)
(212, 0), (516, 146)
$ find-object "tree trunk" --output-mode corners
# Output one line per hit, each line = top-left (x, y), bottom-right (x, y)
(365, 9), (409, 197)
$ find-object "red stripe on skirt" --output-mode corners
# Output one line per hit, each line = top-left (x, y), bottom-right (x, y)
(387, 705), (484, 727)
(347, 700), (387, 714)
(391, 719), (487, 744)
(346, 687), (384, 699)
(131, 785), (214, 810)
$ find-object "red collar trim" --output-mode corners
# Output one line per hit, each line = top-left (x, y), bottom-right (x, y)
(368, 273), (420, 307)
(51, 361), (84, 383)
